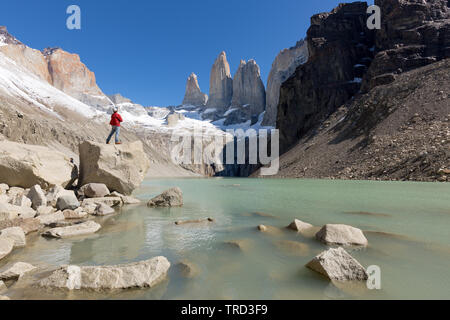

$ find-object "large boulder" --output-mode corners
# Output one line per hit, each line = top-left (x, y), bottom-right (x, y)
(56, 194), (80, 211)
(39, 256), (170, 290)
(306, 247), (368, 281)
(0, 236), (14, 260)
(46, 186), (75, 207)
(0, 262), (36, 280)
(0, 141), (73, 189)
(78, 141), (150, 195)
(42, 221), (101, 239)
(0, 227), (26, 247)
(316, 224), (368, 246)
(27, 185), (47, 210)
(147, 187), (183, 207)
(79, 183), (110, 198)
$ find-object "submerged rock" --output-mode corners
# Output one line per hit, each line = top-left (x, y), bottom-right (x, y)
(147, 187), (183, 207)
(316, 224), (368, 246)
(0, 227), (26, 247)
(42, 221), (101, 239)
(257, 225), (283, 235)
(275, 240), (309, 256)
(78, 141), (150, 195)
(39, 256), (170, 290)
(222, 239), (252, 252)
(306, 247), (368, 281)
(175, 260), (200, 279)
(0, 262), (36, 280)
(175, 218), (214, 225)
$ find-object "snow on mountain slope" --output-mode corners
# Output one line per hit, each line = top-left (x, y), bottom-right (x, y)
(0, 51), (100, 119)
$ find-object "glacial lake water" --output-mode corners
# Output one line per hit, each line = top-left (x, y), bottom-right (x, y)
(4, 178), (450, 300)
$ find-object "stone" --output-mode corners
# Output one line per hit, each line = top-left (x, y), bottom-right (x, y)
(36, 206), (56, 216)
(306, 247), (368, 281)
(206, 51), (233, 112)
(63, 209), (87, 220)
(9, 194), (32, 208)
(229, 59), (266, 123)
(0, 227), (26, 247)
(0, 280), (6, 292)
(316, 224), (368, 246)
(46, 186), (75, 207)
(175, 218), (214, 225)
(0, 218), (40, 235)
(27, 185), (47, 210)
(286, 219), (317, 236)
(0, 203), (35, 221)
(0, 236), (14, 260)
(56, 194), (80, 211)
(108, 191), (141, 205)
(175, 260), (200, 278)
(0, 141), (73, 189)
(147, 187), (183, 207)
(82, 203), (97, 215)
(262, 40), (309, 126)
(78, 141), (150, 195)
(182, 73), (208, 106)
(36, 212), (65, 226)
(82, 197), (122, 208)
(0, 262), (36, 280)
(42, 221), (101, 239)
(39, 256), (170, 290)
(257, 225), (283, 235)
(222, 239), (251, 252)
(79, 183), (110, 198)
(0, 184), (9, 195)
(93, 203), (115, 216)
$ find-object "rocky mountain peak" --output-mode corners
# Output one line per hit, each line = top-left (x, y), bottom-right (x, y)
(108, 93), (132, 105)
(206, 51), (233, 111)
(182, 72), (208, 106)
(0, 26), (22, 46)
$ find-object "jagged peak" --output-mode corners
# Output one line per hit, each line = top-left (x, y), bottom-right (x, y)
(0, 26), (22, 46)
(42, 47), (62, 57)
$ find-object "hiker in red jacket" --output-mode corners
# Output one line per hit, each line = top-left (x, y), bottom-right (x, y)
(106, 107), (123, 144)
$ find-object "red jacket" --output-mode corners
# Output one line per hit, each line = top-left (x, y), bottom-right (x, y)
(110, 112), (123, 127)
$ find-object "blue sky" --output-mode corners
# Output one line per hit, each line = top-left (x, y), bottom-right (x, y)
(1, 0), (372, 107)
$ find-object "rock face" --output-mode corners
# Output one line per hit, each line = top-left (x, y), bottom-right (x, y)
(262, 40), (309, 126)
(316, 224), (368, 246)
(147, 187), (183, 207)
(206, 51), (233, 111)
(361, 0), (450, 92)
(277, 2), (374, 152)
(0, 141), (73, 189)
(42, 221), (101, 239)
(39, 256), (170, 290)
(306, 247), (368, 281)
(226, 60), (266, 125)
(78, 141), (150, 195)
(182, 73), (208, 106)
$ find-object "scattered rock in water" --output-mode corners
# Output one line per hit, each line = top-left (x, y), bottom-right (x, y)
(257, 224), (283, 236)
(36, 211), (65, 226)
(63, 209), (88, 220)
(82, 197), (122, 208)
(39, 256), (170, 290)
(286, 218), (316, 234)
(56, 194), (80, 211)
(27, 185), (47, 210)
(0, 236), (14, 260)
(243, 212), (278, 219)
(42, 221), (101, 239)
(343, 211), (391, 218)
(306, 247), (368, 281)
(275, 240), (309, 256)
(78, 140), (151, 195)
(108, 191), (141, 204)
(93, 203), (115, 216)
(175, 218), (214, 225)
(316, 224), (368, 246)
(36, 206), (56, 216)
(147, 187), (183, 207)
(175, 260), (200, 278)
(0, 227), (26, 247)
(79, 183), (110, 198)
(0, 262), (36, 281)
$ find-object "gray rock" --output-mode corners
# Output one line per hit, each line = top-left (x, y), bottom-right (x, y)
(27, 185), (47, 210)
(316, 224), (368, 246)
(42, 221), (101, 239)
(46, 186), (75, 207)
(182, 73), (208, 107)
(36, 211), (65, 226)
(39, 256), (170, 290)
(56, 194), (80, 211)
(63, 209), (88, 220)
(0, 227), (26, 247)
(82, 197), (122, 208)
(306, 247), (368, 281)
(0, 236), (14, 260)
(0, 203), (36, 221)
(206, 51), (233, 112)
(287, 219), (314, 232)
(147, 187), (183, 207)
(94, 203), (115, 216)
(109, 192), (141, 205)
(0, 262), (36, 280)
(79, 183), (110, 198)
(36, 206), (56, 216)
